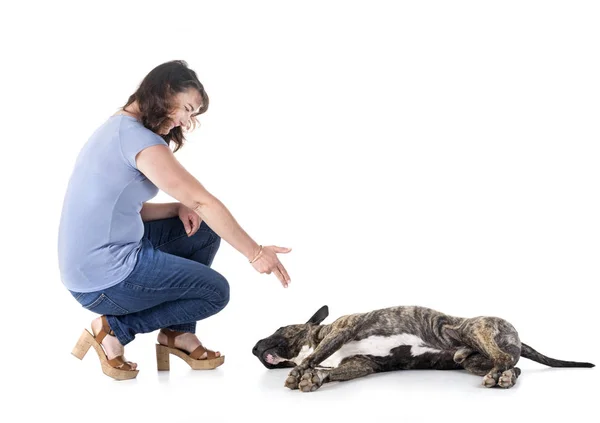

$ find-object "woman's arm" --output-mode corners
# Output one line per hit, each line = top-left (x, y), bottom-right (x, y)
(136, 144), (259, 261)
(140, 202), (180, 222)
(135, 144), (291, 286)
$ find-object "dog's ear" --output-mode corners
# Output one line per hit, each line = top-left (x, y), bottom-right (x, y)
(306, 305), (329, 325)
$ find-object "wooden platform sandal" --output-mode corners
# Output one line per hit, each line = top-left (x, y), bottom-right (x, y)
(156, 329), (225, 371)
(71, 315), (139, 380)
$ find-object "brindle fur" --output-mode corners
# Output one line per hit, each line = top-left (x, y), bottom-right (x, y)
(252, 305), (594, 392)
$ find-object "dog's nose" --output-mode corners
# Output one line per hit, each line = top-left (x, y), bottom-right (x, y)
(252, 345), (258, 356)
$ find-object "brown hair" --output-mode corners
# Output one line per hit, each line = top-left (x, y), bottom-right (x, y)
(122, 60), (209, 152)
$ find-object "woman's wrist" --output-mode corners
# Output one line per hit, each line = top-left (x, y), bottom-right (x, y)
(174, 202), (184, 215)
(249, 245), (263, 263)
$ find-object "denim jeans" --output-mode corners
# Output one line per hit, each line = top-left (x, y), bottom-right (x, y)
(69, 217), (230, 345)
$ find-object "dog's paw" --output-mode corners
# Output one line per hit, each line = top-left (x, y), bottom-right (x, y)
(285, 368), (302, 390)
(298, 369), (325, 393)
(482, 371), (500, 388)
(482, 367), (521, 388)
(497, 367), (520, 389)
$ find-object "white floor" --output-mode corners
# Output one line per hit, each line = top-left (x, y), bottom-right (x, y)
(12, 327), (597, 423)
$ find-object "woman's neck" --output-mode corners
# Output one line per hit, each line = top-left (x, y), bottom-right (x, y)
(118, 101), (142, 119)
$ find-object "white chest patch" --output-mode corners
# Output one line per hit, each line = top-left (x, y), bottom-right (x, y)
(291, 333), (441, 368)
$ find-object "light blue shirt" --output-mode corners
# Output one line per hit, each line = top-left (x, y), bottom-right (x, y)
(58, 115), (168, 293)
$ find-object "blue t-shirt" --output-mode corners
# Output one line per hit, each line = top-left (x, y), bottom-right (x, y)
(58, 114), (168, 293)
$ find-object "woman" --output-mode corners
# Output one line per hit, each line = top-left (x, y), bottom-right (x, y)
(59, 60), (291, 380)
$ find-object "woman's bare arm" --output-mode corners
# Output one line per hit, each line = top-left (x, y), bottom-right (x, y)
(140, 202), (179, 222)
(135, 144), (291, 286)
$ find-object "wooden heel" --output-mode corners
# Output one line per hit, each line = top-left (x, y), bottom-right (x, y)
(157, 329), (225, 371)
(156, 344), (170, 371)
(72, 329), (93, 360)
(71, 322), (139, 381)
(156, 344), (225, 370)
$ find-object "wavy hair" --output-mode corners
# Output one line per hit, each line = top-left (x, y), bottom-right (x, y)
(122, 60), (209, 152)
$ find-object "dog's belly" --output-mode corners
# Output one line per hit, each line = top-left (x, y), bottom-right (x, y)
(294, 333), (443, 368)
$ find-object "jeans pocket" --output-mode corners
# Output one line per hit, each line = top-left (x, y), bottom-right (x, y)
(79, 293), (129, 315)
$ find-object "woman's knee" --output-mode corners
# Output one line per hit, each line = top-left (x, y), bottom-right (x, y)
(188, 223), (221, 264)
(209, 233), (221, 254)
(195, 221), (220, 242)
(211, 271), (230, 309)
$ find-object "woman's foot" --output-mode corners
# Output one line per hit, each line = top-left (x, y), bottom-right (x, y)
(157, 329), (221, 359)
(91, 317), (138, 370)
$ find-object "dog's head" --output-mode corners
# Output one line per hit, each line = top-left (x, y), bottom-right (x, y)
(252, 305), (329, 369)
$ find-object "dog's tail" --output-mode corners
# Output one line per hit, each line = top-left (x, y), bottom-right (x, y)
(520, 343), (595, 368)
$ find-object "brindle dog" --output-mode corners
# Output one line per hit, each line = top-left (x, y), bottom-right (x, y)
(252, 305), (594, 392)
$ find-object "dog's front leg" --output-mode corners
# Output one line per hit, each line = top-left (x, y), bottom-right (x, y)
(294, 356), (378, 392)
(285, 328), (354, 391)
(327, 356), (377, 382)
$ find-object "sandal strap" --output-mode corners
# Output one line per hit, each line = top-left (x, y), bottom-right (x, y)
(95, 315), (114, 343)
(161, 329), (218, 359)
(107, 356), (133, 371)
(161, 329), (184, 349)
(190, 345), (217, 360)
(92, 317), (134, 371)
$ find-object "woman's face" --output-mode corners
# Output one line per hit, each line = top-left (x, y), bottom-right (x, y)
(158, 88), (203, 135)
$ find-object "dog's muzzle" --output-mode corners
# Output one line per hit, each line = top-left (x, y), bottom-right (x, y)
(252, 336), (294, 369)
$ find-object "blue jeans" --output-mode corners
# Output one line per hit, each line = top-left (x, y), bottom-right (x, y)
(69, 217), (230, 346)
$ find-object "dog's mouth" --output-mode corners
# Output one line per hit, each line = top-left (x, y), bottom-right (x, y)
(260, 347), (294, 368)
(264, 350), (287, 365)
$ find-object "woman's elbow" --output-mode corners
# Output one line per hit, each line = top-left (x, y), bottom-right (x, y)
(190, 195), (218, 217)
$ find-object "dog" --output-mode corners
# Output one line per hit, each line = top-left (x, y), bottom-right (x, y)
(252, 305), (594, 392)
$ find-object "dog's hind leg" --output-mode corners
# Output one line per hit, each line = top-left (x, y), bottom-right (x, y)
(459, 351), (522, 387)
(457, 317), (522, 388)
(459, 351), (493, 376)
(293, 356), (378, 392)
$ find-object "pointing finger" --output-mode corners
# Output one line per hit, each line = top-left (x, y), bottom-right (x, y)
(273, 268), (288, 288)
(278, 264), (291, 284)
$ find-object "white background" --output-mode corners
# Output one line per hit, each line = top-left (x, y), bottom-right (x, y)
(1, 1), (598, 422)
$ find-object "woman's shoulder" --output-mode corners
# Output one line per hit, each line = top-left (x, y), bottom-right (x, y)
(112, 113), (166, 145)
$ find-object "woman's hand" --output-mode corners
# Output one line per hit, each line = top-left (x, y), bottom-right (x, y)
(251, 245), (292, 288)
(178, 204), (202, 236)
